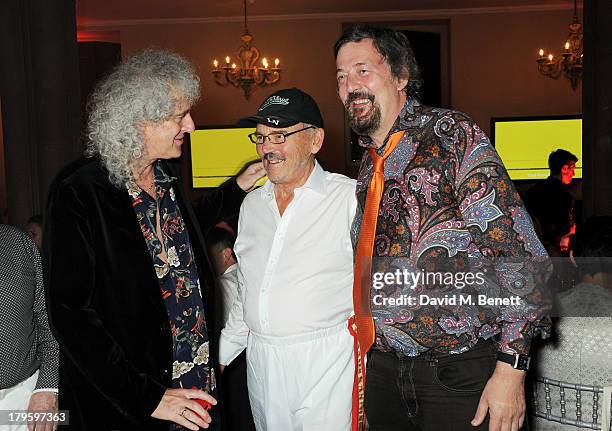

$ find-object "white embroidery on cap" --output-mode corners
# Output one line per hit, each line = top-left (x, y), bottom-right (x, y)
(259, 96), (289, 112)
(266, 118), (279, 125)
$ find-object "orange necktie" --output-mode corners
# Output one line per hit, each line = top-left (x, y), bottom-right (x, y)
(350, 130), (405, 431)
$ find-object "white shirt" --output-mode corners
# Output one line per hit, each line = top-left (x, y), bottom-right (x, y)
(217, 263), (239, 327)
(219, 161), (357, 365)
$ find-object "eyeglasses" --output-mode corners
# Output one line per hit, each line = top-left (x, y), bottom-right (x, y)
(248, 126), (315, 145)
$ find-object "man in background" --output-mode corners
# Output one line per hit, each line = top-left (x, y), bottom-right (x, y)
(525, 149), (578, 256)
(25, 214), (43, 251)
(207, 226), (255, 431)
(207, 226), (240, 329)
(0, 223), (59, 431)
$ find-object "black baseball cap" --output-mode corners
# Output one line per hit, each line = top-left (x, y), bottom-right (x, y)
(237, 87), (324, 129)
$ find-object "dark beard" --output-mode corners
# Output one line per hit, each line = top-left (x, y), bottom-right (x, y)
(345, 91), (381, 136)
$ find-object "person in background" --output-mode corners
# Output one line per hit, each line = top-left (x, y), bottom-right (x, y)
(26, 214), (43, 251)
(0, 223), (59, 431)
(219, 88), (357, 430)
(207, 226), (255, 431)
(44, 49), (263, 431)
(335, 24), (550, 431)
(207, 226), (240, 329)
(525, 149), (578, 256)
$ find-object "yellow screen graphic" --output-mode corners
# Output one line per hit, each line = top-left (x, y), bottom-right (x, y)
(190, 127), (265, 188)
(495, 119), (582, 180)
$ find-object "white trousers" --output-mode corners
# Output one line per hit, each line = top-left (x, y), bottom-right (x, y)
(246, 321), (354, 431)
(0, 371), (38, 431)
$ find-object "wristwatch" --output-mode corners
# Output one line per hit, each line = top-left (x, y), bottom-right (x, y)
(497, 351), (531, 370)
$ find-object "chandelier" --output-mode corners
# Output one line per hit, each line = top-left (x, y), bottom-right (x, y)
(536, 0), (583, 90)
(211, 0), (281, 100)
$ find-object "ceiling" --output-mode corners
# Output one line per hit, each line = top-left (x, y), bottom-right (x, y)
(76, 0), (576, 26)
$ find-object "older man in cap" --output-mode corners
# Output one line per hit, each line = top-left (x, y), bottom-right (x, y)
(219, 88), (356, 430)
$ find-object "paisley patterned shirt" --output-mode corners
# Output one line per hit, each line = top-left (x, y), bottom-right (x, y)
(353, 98), (551, 357)
(127, 162), (215, 398)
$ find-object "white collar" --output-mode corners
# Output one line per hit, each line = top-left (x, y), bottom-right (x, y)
(261, 159), (327, 199)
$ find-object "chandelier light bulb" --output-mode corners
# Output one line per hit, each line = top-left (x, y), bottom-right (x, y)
(225, 56), (231, 64)
(274, 58), (280, 67)
(262, 58), (268, 68)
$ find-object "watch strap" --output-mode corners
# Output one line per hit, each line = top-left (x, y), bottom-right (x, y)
(497, 351), (531, 370)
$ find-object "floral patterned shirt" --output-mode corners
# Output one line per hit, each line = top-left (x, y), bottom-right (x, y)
(353, 98), (551, 356)
(127, 162), (215, 398)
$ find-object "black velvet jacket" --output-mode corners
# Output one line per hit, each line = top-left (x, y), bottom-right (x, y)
(43, 157), (245, 430)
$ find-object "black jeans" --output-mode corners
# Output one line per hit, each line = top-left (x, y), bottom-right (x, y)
(364, 341), (497, 431)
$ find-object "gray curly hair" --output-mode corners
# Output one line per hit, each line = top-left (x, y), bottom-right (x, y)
(84, 49), (200, 187)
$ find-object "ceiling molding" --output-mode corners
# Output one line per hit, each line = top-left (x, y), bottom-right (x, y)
(78, 3), (579, 30)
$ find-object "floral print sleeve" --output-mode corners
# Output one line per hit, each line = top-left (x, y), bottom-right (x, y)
(443, 113), (552, 355)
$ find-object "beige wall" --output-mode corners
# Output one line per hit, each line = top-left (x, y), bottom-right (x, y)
(103, 6), (581, 177)
(451, 10), (581, 132)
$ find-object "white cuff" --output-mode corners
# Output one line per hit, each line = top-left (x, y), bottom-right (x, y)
(32, 388), (58, 395)
(219, 333), (248, 366)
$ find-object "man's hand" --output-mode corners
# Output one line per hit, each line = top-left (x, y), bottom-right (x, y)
(151, 388), (217, 431)
(471, 361), (526, 431)
(27, 392), (58, 431)
(236, 162), (265, 192)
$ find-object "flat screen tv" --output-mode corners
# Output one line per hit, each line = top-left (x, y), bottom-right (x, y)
(491, 115), (582, 180)
(189, 126), (262, 188)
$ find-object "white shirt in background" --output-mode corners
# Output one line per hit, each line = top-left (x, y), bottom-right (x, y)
(217, 263), (239, 327)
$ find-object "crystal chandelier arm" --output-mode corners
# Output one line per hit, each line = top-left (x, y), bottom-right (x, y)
(225, 67), (241, 88)
(537, 55), (562, 79)
(262, 69), (281, 86)
(212, 70), (230, 87)
(252, 68), (266, 85)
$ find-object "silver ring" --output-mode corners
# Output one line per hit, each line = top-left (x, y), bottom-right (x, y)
(180, 408), (187, 417)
